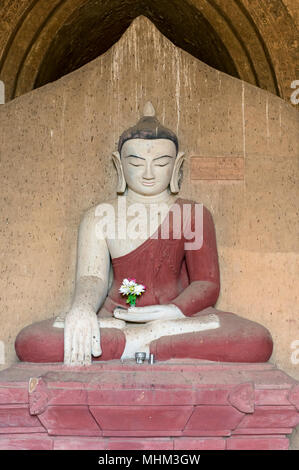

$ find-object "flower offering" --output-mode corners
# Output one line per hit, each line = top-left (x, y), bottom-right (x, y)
(119, 278), (146, 306)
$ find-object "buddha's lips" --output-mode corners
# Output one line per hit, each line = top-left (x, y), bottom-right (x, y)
(142, 181), (155, 186)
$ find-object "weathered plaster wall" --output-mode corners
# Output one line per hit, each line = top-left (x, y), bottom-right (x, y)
(0, 17), (298, 380)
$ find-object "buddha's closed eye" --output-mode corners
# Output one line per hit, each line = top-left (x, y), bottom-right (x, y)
(129, 162), (169, 167)
(129, 162), (144, 167)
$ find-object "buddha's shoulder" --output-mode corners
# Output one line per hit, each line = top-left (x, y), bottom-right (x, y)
(176, 197), (212, 214)
(80, 198), (119, 224)
(94, 197), (119, 211)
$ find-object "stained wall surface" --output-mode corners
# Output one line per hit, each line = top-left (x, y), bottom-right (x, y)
(0, 17), (298, 379)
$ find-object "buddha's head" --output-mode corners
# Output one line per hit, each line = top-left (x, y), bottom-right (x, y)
(112, 102), (184, 196)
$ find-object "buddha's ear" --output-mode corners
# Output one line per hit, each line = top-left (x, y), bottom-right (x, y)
(170, 151), (185, 194)
(112, 151), (126, 194)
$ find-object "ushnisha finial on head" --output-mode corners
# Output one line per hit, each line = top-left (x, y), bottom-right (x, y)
(118, 101), (178, 153)
(143, 101), (156, 117)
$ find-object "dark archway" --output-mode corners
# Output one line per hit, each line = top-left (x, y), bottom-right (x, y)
(35, 0), (239, 89)
(0, 0), (297, 101)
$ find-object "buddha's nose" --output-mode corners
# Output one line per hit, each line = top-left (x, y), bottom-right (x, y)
(142, 164), (154, 180)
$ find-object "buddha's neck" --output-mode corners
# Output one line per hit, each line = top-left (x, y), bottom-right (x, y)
(126, 188), (175, 205)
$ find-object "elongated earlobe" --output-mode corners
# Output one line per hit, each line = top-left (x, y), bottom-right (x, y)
(112, 151), (126, 194)
(170, 151), (185, 194)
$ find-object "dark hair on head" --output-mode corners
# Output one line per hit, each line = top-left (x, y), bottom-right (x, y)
(118, 102), (178, 154)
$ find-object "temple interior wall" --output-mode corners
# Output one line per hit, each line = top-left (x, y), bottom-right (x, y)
(0, 17), (298, 379)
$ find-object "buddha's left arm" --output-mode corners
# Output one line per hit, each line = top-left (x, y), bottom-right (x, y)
(171, 205), (220, 316)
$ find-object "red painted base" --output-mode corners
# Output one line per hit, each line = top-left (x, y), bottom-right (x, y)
(0, 360), (298, 450)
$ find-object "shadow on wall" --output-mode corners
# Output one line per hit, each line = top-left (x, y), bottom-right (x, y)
(1, 0), (298, 101)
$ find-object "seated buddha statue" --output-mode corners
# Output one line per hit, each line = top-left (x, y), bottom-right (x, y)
(15, 102), (273, 366)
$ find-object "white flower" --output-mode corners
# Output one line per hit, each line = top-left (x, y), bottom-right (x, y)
(119, 278), (135, 294)
(119, 285), (131, 295)
(133, 284), (145, 295)
(119, 278), (146, 297)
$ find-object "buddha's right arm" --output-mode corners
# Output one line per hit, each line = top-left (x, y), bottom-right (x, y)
(71, 207), (110, 311)
(64, 207), (110, 365)
(71, 276), (109, 313)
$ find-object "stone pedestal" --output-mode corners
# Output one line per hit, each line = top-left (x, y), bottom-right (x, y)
(0, 360), (298, 450)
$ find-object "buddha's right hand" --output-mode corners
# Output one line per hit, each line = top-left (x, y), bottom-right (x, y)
(64, 305), (102, 366)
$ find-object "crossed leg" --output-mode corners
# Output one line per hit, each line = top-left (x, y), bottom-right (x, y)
(119, 312), (220, 359)
(15, 308), (273, 363)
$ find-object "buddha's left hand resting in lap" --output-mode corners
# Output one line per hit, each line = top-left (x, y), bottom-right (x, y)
(15, 102), (273, 366)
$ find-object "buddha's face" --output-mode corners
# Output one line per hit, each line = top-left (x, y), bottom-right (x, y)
(120, 138), (177, 196)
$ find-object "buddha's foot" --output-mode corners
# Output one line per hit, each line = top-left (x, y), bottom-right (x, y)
(120, 313), (220, 360)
